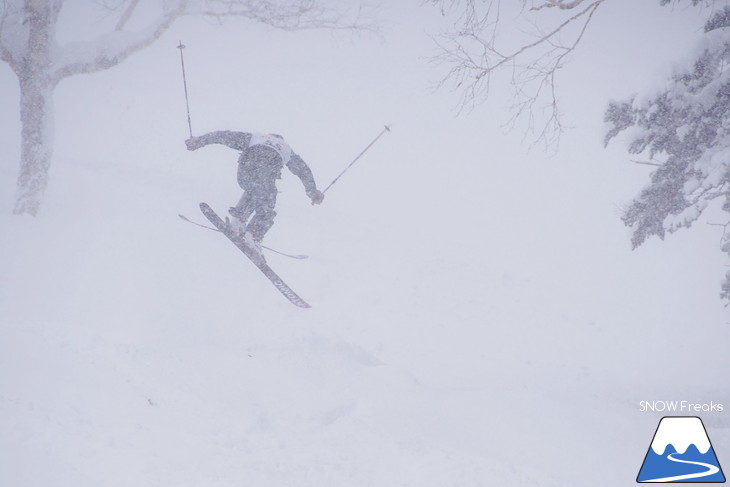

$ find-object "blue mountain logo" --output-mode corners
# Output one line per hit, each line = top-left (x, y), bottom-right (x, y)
(637, 416), (725, 483)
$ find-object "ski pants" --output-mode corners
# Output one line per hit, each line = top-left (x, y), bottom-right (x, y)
(230, 163), (280, 242)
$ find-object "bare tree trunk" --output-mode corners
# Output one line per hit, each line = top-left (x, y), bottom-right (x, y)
(11, 0), (60, 216)
(14, 77), (54, 216)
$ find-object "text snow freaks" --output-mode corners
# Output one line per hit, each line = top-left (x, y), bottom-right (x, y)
(639, 401), (724, 413)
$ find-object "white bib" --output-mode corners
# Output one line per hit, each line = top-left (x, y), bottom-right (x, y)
(249, 133), (292, 164)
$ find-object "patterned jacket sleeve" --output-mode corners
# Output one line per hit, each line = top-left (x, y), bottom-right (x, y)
(286, 153), (319, 197)
(195, 131), (252, 151)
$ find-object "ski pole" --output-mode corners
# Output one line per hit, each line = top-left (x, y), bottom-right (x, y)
(177, 41), (193, 138)
(178, 214), (309, 259)
(322, 124), (391, 195)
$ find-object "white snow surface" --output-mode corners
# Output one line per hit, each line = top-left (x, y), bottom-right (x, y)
(1, 2), (729, 486)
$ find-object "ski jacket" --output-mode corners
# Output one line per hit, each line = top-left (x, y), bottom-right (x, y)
(192, 130), (319, 198)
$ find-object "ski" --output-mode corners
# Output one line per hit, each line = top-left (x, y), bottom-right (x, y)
(179, 213), (308, 260)
(199, 202), (311, 308)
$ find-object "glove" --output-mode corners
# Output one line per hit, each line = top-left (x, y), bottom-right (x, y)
(185, 137), (203, 151)
(309, 189), (324, 205)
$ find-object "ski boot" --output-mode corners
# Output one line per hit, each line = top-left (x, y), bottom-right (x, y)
(225, 215), (246, 237)
(242, 231), (266, 263)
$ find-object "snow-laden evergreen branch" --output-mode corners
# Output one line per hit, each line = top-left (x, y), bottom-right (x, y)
(605, 26), (730, 249)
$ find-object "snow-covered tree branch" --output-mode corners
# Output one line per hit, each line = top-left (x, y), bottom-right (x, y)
(530, 0), (591, 11)
(190, 0), (376, 32)
(50, 1), (185, 83)
(604, 4), (730, 301)
(0, 0), (376, 216)
(0, 2), (21, 69)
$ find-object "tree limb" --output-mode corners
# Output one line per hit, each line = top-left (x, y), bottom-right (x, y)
(631, 159), (663, 167)
(114, 0), (141, 31)
(530, 0), (588, 11)
(192, 0), (379, 33)
(51, 0), (187, 83)
(432, 0), (608, 147)
(0, 0), (22, 71)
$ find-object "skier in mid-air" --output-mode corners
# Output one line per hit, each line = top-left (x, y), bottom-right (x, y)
(185, 131), (324, 258)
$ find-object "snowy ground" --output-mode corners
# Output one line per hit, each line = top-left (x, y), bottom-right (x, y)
(1, 2), (729, 486)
